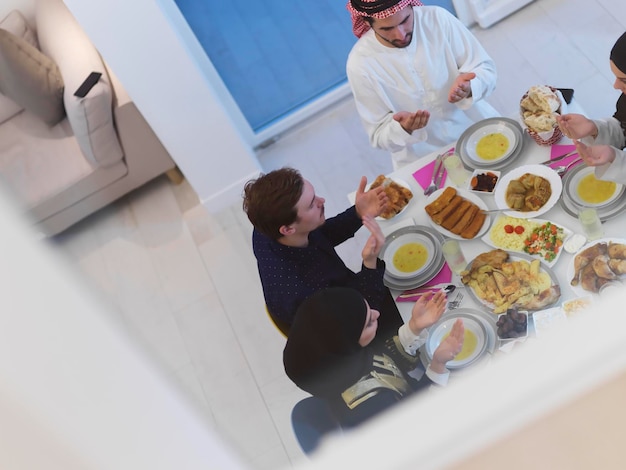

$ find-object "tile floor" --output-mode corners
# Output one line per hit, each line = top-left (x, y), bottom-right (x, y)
(44, 1), (626, 468)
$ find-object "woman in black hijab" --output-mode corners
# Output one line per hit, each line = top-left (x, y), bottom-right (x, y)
(283, 287), (463, 428)
(556, 32), (626, 183)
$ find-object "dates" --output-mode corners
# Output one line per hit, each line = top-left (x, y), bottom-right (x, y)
(497, 308), (528, 339)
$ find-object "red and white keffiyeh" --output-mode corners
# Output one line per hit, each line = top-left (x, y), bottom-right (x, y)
(347, 0), (423, 38)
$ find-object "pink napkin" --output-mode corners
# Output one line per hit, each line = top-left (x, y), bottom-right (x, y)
(413, 159), (448, 190)
(550, 144), (580, 169)
(395, 263), (453, 302)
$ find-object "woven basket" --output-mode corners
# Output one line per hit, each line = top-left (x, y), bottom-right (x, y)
(520, 86), (563, 146)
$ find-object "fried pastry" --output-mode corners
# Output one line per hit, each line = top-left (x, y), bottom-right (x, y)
(370, 175), (413, 219)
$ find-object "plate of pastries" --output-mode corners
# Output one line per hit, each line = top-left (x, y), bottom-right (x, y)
(424, 186), (490, 240)
(369, 175), (414, 220)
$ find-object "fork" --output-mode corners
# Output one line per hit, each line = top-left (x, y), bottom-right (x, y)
(423, 154), (444, 196)
(448, 292), (464, 309)
(554, 157), (583, 177)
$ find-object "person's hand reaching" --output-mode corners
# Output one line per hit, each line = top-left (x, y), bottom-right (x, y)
(355, 176), (388, 218)
(393, 109), (430, 134)
(408, 290), (447, 336)
(556, 113), (597, 140)
(361, 216), (385, 269)
(430, 318), (465, 374)
(574, 139), (616, 167)
(448, 72), (475, 103)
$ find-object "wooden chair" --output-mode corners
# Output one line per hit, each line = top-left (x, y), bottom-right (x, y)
(266, 306), (290, 338)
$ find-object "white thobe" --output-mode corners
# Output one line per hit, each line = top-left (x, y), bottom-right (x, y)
(591, 116), (626, 183)
(347, 6), (499, 169)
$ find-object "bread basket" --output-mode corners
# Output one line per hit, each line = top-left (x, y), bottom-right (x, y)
(520, 86), (563, 146)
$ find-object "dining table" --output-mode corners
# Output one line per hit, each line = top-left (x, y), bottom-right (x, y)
(348, 108), (625, 364)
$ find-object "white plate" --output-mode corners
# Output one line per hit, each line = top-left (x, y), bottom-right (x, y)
(481, 215), (573, 267)
(494, 164), (563, 218)
(383, 232), (435, 279)
(426, 313), (488, 369)
(464, 251), (561, 313)
(425, 187), (491, 240)
(566, 166), (624, 208)
(465, 124), (517, 164)
(565, 237), (626, 297)
(372, 178), (415, 221)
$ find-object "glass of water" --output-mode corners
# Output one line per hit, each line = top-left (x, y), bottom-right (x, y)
(577, 206), (604, 241)
(442, 153), (470, 187)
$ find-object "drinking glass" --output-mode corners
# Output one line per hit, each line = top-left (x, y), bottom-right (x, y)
(443, 153), (470, 187)
(442, 239), (467, 274)
(577, 207), (603, 241)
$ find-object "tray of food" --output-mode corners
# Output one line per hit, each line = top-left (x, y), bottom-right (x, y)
(424, 186), (490, 240)
(461, 249), (561, 314)
(482, 214), (572, 267)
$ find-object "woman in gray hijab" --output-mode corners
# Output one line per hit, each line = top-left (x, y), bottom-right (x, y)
(557, 32), (626, 183)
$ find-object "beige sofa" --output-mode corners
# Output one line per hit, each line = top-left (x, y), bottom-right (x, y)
(0, 0), (178, 236)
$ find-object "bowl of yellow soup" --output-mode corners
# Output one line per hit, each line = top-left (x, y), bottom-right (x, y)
(568, 166), (624, 208)
(465, 124), (517, 164)
(383, 232), (435, 279)
(426, 312), (488, 369)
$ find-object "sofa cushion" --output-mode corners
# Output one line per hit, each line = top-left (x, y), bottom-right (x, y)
(36, 0), (123, 167)
(0, 10), (37, 124)
(0, 29), (65, 126)
(0, 92), (22, 124)
(0, 10), (38, 48)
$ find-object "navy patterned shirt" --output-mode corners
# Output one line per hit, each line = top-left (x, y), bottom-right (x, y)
(253, 206), (387, 325)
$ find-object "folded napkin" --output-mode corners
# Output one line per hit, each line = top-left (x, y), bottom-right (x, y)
(395, 263), (453, 302)
(549, 144), (579, 169)
(413, 158), (448, 191)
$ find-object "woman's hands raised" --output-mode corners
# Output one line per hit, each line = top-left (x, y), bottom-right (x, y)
(408, 290), (447, 336)
(430, 319), (465, 374)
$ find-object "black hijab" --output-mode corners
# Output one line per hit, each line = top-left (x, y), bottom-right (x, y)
(610, 32), (626, 140)
(283, 287), (372, 399)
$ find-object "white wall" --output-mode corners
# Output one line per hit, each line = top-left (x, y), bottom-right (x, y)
(62, 0), (261, 213)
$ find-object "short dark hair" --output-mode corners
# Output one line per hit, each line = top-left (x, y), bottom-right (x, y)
(243, 167), (304, 240)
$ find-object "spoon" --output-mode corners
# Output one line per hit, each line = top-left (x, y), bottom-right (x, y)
(554, 157), (583, 177)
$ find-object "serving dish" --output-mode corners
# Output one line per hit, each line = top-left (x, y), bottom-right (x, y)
(463, 251), (561, 314)
(565, 237), (626, 297)
(481, 215), (572, 267)
(494, 164), (562, 218)
(456, 117), (524, 171)
(370, 178), (415, 221)
(559, 165), (626, 222)
(467, 169), (500, 194)
(379, 225), (446, 290)
(382, 231), (435, 279)
(566, 166), (624, 208)
(425, 187), (491, 240)
(465, 124), (517, 164)
(422, 308), (496, 371)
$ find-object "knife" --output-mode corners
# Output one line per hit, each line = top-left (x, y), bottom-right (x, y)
(538, 149), (578, 166)
(434, 156), (447, 188)
(430, 154), (444, 186)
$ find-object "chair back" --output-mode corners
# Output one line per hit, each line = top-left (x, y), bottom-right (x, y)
(266, 306), (290, 338)
(291, 396), (342, 455)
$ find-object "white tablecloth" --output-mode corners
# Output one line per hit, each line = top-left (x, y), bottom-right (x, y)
(349, 122), (623, 324)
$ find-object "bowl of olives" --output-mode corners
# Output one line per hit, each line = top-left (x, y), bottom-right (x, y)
(496, 308), (528, 341)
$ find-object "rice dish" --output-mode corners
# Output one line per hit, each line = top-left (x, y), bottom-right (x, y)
(489, 216), (539, 251)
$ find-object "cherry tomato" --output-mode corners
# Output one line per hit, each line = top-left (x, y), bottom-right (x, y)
(514, 225), (525, 234)
(504, 225), (514, 233)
